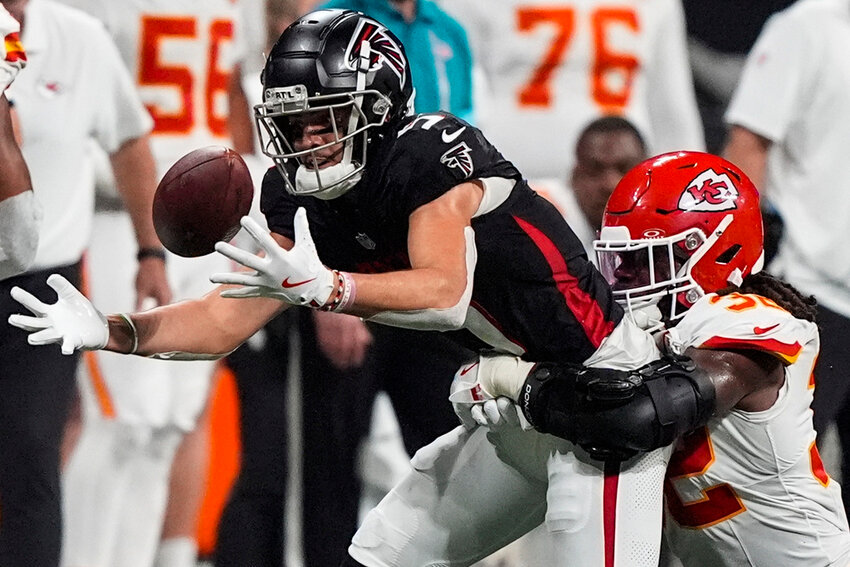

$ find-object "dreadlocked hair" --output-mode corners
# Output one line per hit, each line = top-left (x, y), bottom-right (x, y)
(716, 271), (818, 323)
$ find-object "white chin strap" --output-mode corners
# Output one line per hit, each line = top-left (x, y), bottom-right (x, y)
(295, 162), (362, 200)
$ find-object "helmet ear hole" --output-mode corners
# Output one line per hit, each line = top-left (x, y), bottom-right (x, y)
(715, 244), (742, 265)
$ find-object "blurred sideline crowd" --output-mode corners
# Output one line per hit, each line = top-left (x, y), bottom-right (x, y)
(1, 0), (848, 566)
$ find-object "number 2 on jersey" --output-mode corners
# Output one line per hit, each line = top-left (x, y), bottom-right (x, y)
(517, 6), (639, 111)
(664, 427), (746, 529)
(138, 16), (232, 136)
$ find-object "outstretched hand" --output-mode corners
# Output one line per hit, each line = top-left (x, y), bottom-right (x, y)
(211, 207), (335, 308)
(8, 274), (109, 355)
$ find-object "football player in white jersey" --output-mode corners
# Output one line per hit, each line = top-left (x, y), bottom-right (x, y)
(0, 4), (39, 280)
(497, 152), (850, 566)
(54, 1), (241, 566)
(439, 0), (705, 180)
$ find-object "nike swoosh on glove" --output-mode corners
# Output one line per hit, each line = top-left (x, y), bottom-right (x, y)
(211, 207), (335, 307)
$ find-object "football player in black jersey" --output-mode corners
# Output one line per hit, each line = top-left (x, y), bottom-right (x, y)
(8, 9), (714, 567)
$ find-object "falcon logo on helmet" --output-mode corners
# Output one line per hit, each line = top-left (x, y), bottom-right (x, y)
(345, 19), (407, 88)
(678, 169), (739, 212)
(441, 142), (474, 178)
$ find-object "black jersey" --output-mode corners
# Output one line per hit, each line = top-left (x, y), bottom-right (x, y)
(261, 112), (623, 363)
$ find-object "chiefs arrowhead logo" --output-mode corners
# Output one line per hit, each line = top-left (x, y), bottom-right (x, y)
(678, 168), (739, 212)
(440, 142), (474, 178)
(345, 18), (407, 88)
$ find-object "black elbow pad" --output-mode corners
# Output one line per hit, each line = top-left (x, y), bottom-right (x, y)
(520, 356), (716, 460)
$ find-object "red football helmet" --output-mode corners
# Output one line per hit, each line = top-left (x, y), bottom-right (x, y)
(594, 151), (764, 329)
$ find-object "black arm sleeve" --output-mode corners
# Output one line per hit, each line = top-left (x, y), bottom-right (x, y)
(519, 356), (716, 461)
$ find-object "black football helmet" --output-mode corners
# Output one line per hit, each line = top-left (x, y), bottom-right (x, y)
(255, 9), (414, 199)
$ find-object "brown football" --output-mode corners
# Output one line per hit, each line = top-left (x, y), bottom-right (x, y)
(153, 146), (253, 257)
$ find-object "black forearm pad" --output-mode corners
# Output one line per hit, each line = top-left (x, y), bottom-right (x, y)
(520, 356), (717, 455)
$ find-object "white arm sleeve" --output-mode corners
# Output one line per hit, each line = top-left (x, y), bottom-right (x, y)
(0, 191), (42, 280)
(367, 226), (476, 331)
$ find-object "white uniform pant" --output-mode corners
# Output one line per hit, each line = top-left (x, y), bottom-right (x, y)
(350, 424), (670, 567)
(61, 211), (226, 567)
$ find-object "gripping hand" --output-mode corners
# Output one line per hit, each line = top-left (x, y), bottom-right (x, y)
(8, 274), (108, 355)
(211, 208), (335, 307)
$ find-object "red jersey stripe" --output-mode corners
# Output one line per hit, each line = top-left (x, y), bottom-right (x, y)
(603, 460), (620, 567)
(513, 215), (615, 348)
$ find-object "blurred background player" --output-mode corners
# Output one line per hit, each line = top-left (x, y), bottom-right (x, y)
(533, 115), (647, 256)
(53, 0), (241, 566)
(0, 3), (39, 280)
(723, 0), (850, 523)
(0, 0), (169, 565)
(680, 0), (794, 268)
(438, 0), (704, 181)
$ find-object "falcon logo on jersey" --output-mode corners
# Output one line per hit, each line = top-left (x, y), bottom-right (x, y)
(441, 142), (474, 177)
(345, 19), (407, 88)
(678, 169), (739, 212)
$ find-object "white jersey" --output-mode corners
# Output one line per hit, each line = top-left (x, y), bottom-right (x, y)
(439, 0), (704, 179)
(54, 0), (242, 427)
(725, 0), (850, 317)
(60, 0), (240, 174)
(663, 292), (850, 567)
(0, 4), (25, 91)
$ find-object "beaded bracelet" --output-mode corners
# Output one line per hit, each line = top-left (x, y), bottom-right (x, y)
(334, 271), (357, 313)
(318, 270), (357, 313)
(319, 270), (345, 312)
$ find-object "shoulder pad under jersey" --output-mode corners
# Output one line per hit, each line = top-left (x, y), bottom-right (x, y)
(666, 292), (817, 364)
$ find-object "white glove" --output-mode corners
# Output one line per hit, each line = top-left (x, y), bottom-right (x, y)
(8, 274), (108, 355)
(211, 207), (335, 307)
(449, 359), (493, 429)
(450, 355), (536, 430)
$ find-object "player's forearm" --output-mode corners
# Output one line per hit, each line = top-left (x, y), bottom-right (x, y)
(105, 288), (287, 357)
(227, 65), (255, 156)
(345, 188), (479, 320)
(723, 126), (771, 192)
(110, 134), (163, 250)
(347, 267), (467, 317)
(0, 95), (31, 200)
